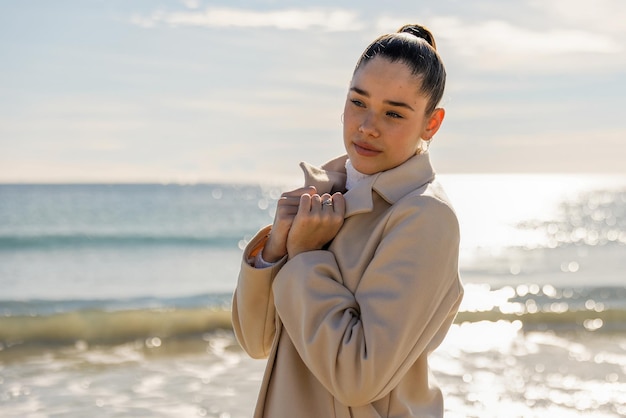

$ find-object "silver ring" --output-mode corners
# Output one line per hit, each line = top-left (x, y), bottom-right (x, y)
(322, 199), (333, 207)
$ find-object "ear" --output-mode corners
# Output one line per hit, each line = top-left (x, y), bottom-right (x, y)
(422, 108), (445, 140)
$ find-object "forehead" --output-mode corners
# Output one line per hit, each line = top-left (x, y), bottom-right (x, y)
(351, 57), (423, 98)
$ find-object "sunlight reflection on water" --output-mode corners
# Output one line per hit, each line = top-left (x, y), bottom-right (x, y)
(432, 321), (626, 418)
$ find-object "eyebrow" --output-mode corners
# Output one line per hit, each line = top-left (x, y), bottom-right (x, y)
(350, 86), (415, 112)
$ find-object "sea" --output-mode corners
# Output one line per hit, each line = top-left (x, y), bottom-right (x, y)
(1, 174), (625, 418)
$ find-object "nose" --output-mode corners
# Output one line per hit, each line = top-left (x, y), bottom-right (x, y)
(358, 112), (380, 138)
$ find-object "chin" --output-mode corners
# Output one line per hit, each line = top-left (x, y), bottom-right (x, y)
(350, 160), (379, 175)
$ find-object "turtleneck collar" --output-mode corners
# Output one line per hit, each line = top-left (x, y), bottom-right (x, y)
(345, 159), (372, 191)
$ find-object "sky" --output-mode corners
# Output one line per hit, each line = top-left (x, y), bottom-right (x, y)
(1, 0), (625, 184)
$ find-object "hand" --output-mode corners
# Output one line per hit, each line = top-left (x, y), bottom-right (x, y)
(287, 192), (345, 259)
(262, 186), (317, 262)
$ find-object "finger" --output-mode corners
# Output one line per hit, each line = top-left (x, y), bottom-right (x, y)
(297, 193), (312, 216)
(310, 194), (323, 215)
(279, 207), (299, 215)
(278, 187), (316, 211)
(319, 193), (332, 211)
(277, 195), (303, 208)
(275, 207), (299, 221)
(330, 192), (346, 215)
(281, 186), (317, 198)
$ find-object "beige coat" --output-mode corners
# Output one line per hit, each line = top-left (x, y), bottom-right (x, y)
(232, 153), (463, 418)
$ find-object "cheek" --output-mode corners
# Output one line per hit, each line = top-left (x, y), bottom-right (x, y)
(342, 103), (352, 119)
(343, 105), (363, 128)
(342, 110), (352, 142)
(342, 100), (353, 120)
(391, 127), (421, 152)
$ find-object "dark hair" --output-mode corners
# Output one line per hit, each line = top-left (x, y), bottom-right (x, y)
(353, 24), (446, 114)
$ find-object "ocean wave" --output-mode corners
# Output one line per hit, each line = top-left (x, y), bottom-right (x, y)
(455, 309), (626, 332)
(0, 308), (233, 347)
(1, 306), (624, 349)
(0, 293), (233, 316)
(0, 234), (241, 250)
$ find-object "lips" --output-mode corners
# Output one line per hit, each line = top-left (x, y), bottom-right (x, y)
(353, 141), (381, 157)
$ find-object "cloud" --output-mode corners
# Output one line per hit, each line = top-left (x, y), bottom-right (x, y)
(130, 7), (363, 32)
(180, 0), (201, 10)
(529, 0), (626, 34)
(432, 17), (621, 56)
(416, 16), (624, 73)
(361, 14), (623, 73)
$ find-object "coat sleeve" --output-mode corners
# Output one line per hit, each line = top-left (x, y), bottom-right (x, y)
(271, 196), (463, 406)
(231, 225), (287, 359)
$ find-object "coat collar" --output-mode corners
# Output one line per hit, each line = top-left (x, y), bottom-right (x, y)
(299, 153), (436, 218)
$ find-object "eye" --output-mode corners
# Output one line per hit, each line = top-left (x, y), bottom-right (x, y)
(386, 111), (403, 119)
(350, 99), (365, 108)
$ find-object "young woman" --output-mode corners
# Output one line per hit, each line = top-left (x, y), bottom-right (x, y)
(232, 24), (463, 418)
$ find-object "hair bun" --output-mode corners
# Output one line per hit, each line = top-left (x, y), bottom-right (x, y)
(397, 24), (437, 50)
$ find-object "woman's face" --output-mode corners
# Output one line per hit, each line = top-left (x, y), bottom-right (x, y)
(343, 56), (444, 175)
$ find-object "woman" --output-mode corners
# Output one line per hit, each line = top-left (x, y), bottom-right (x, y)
(232, 24), (463, 418)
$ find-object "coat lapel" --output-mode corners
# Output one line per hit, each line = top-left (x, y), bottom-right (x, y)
(299, 153), (436, 219)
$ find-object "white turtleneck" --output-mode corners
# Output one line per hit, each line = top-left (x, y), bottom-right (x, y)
(345, 159), (371, 191)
